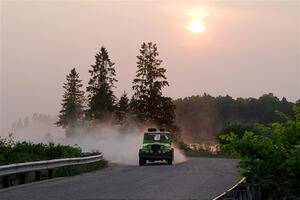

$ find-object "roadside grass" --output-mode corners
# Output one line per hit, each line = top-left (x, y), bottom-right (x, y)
(0, 160), (108, 189)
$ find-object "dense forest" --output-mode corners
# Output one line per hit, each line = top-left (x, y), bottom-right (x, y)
(175, 93), (298, 143)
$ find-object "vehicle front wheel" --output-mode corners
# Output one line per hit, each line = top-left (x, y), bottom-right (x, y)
(139, 158), (146, 166)
(167, 159), (173, 165)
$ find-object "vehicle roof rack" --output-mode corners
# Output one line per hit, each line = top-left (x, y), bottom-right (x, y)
(160, 129), (165, 132)
(148, 128), (157, 132)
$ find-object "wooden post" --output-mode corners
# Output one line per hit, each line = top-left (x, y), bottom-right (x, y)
(3, 175), (9, 188)
(20, 173), (26, 184)
(48, 169), (53, 179)
(35, 171), (41, 181)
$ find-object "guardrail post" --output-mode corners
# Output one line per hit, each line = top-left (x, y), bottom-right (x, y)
(35, 171), (41, 181)
(3, 175), (9, 188)
(48, 169), (53, 179)
(20, 173), (26, 184)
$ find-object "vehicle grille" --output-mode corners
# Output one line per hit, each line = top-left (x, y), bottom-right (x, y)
(150, 144), (161, 154)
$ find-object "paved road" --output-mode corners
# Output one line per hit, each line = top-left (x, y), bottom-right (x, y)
(0, 157), (239, 200)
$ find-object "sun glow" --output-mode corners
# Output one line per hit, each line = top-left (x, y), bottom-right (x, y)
(186, 19), (206, 33)
(185, 7), (208, 34)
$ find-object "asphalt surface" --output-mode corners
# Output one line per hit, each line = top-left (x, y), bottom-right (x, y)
(0, 157), (239, 200)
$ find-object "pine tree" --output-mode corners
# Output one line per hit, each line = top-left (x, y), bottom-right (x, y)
(56, 68), (85, 135)
(24, 116), (29, 127)
(115, 92), (129, 125)
(86, 47), (117, 120)
(16, 118), (23, 130)
(131, 42), (175, 127)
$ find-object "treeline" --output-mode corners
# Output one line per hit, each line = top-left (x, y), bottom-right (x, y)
(12, 113), (56, 131)
(56, 42), (176, 136)
(175, 93), (298, 143)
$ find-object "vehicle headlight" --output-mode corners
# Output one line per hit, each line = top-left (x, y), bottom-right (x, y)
(143, 145), (150, 150)
(165, 148), (171, 152)
(142, 146), (150, 153)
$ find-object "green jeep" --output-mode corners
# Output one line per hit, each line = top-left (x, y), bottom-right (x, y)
(139, 128), (174, 166)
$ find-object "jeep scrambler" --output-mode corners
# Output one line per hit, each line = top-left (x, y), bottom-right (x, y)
(139, 128), (174, 166)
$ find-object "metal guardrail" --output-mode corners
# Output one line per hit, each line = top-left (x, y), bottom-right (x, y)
(0, 153), (103, 188)
(213, 177), (246, 200)
(212, 177), (262, 200)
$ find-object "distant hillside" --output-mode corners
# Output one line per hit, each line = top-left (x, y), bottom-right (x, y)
(174, 93), (298, 144)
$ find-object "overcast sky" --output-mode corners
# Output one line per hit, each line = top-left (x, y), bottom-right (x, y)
(1, 1), (299, 134)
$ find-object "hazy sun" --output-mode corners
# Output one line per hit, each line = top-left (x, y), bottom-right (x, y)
(186, 20), (206, 33)
(185, 7), (208, 34)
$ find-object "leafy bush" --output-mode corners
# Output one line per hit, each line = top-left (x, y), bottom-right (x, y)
(220, 106), (300, 199)
(0, 135), (81, 165)
(218, 123), (261, 145)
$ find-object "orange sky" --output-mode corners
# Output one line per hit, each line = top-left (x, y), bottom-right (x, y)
(1, 1), (299, 134)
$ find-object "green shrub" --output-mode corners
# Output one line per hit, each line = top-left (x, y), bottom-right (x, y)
(0, 136), (81, 165)
(220, 106), (300, 199)
(218, 123), (261, 145)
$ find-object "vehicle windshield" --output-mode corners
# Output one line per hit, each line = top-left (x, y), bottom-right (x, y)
(144, 133), (169, 142)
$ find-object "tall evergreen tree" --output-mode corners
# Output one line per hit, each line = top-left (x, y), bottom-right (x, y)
(86, 46), (117, 120)
(115, 92), (129, 125)
(56, 68), (85, 135)
(131, 42), (175, 127)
